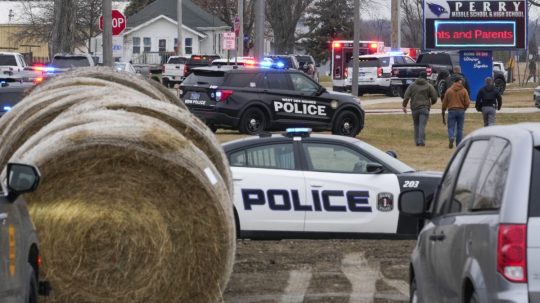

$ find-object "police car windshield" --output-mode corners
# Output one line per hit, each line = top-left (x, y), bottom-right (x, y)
(182, 70), (225, 86)
(355, 141), (415, 173)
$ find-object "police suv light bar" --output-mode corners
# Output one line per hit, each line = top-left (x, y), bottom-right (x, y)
(284, 128), (312, 138)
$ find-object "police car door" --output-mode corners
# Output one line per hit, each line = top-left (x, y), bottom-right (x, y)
(228, 141), (307, 233)
(286, 73), (333, 125)
(301, 141), (401, 234)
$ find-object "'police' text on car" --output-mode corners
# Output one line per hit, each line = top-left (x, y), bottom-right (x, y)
(179, 65), (365, 136)
(223, 128), (441, 239)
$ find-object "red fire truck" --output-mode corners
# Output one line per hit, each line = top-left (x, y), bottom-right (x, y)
(331, 40), (384, 92)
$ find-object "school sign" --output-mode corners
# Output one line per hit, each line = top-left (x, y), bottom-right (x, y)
(424, 0), (527, 49)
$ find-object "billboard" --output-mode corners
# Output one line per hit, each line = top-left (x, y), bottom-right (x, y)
(424, 0), (527, 50)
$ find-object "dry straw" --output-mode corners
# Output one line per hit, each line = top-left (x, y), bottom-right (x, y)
(3, 68), (235, 303)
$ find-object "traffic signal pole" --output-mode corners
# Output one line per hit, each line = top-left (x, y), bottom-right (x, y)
(103, 0), (113, 66)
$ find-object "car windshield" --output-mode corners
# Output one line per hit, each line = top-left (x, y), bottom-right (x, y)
(182, 70), (225, 86)
(0, 55), (17, 66)
(51, 57), (91, 68)
(355, 141), (415, 173)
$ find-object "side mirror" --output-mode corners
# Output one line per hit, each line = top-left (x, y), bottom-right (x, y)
(366, 162), (384, 174)
(6, 163), (40, 201)
(398, 190), (426, 217)
(386, 150), (398, 158)
(317, 86), (327, 95)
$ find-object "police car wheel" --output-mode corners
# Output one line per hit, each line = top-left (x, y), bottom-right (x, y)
(240, 107), (267, 135)
(409, 277), (418, 303)
(388, 86), (400, 97)
(332, 111), (360, 137)
(162, 78), (170, 88)
(27, 264), (38, 303)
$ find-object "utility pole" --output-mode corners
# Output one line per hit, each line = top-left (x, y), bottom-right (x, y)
(391, 0), (400, 49)
(238, 0), (244, 57)
(254, 0), (264, 60)
(103, 0), (113, 66)
(352, 0), (360, 96)
(177, 0), (184, 56)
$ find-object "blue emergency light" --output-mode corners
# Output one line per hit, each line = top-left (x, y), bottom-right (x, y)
(260, 60), (273, 68)
(284, 127), (312, 138)
(3, 106), (12, 112)
(275, 61), (285, 68)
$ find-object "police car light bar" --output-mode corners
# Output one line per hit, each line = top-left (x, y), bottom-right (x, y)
(284, 128), (312, 138)
(3, 106), (12, 112)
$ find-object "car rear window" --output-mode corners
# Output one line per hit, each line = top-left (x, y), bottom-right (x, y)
(182, 70), (225, 86)
(530, 147), (540, 217)
(168, 57), (187, 64)
(225, 73), (258, 87)
(51, 56), (91, 68)
(349, 58), (378, 68)
(420, 54), (452, 65)
(0, 55), (17, 66)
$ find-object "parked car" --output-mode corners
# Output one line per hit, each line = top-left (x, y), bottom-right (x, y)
(183, 54), (221, 78)
(345, 53), (415, 96)
(0, 52), (28, 76)
(493, 61), (508, 82)
(0, 76), (34, 116)
(114, 62), (137, 74)
(0, 163), (51, 302)
(265, 55), (301, 70)
(534, 86), (540, 109)
(161, 55), (189, 88)
(48, 53), (95, 75)
(211, 57), (255, 67)
(180, 65), (365, 136)
(400, 123), (540, 303)
(224, 128), (441, 239)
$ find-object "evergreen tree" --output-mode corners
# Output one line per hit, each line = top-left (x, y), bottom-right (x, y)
(300, 0), (354, 64)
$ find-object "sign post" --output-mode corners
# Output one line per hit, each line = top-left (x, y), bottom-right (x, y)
(223, 32), (236, 64)
(460, 50), (493, 100)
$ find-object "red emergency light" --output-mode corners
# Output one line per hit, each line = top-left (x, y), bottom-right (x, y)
(370, 43), (378, 49)
(333, 42), (341, 49)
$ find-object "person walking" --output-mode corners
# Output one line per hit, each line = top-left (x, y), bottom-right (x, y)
(442, 78), (470, 149)
(442, 66), (470, 99)
(527, 59), (537, 83)
(402, 71), (438, 146)
(475, 77), (502, 126)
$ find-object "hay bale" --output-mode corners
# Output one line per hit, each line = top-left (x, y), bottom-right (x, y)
(1, 72), (235, 302)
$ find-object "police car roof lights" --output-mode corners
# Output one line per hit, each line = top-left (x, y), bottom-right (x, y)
(284, 128), (312, 138)
(3, 106), (12, 112)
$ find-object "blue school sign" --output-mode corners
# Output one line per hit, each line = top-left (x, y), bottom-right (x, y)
(459, 50), (493, 102)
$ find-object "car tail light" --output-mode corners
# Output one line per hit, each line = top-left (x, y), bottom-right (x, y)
(216, 89), (233, 102)
(184, 65), (189, 75)
(497, 224), (527, 283)
(377, 67), (383, 78)
(333, 42), (341, 49)
(426, 67), (433, 77)
(344, 68), (348, 79)
(38, 255), (42, 269)
(34, 77), (44, 84)
(392, 68), (399, 77)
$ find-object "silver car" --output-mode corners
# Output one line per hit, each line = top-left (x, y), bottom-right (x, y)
(399, 123), (540, 303)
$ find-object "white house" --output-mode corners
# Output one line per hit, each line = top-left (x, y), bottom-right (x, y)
(92, 0), (230, 63)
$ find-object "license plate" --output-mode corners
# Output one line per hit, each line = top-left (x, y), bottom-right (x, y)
(359, 72), (365, 77)
(191, 92), (200, 100)
(406, 80), (413, 84)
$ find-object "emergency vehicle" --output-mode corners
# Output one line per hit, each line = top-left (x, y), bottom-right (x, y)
(1, 163), (50, 302)
(330, 40), (384, 92)
(223, 128), (442, 239)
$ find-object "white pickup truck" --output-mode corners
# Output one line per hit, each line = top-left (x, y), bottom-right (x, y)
(0, 52), (27, 75)
(161, 56), (189, 88)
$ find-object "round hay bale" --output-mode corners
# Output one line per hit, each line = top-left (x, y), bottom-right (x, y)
(10, 111), (235, 303)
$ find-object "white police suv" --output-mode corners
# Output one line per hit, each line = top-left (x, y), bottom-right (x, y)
(223, 128), (442, 239)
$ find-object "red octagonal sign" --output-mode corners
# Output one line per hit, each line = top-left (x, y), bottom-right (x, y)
(99, 10), (126, 36)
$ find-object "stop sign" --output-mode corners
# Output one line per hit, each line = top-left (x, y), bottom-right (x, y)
(99, 10), (126, 36)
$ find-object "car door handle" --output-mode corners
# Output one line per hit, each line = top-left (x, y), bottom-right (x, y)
(310, 184), (323, 188)
(233, 178), (243, 182)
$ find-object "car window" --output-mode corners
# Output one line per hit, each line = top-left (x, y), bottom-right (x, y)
(265, 73), (291, 90)
(168, 57), (187, 64)
(472, 138), (510, 211)
(378, 57), (390, 67)
(404, 56), (416, 64)
(530, 147), (540, 217)
(393, 56), (404, 64)
(433, 145), (468, 215)
(226, 73), (258, 88)
(51, 56), (91, 68)
(229, 143), (295, 170)
(303, 143), (373, 174)
(289, 73), (318, 92)
(182, 70), (225, 86)
(450, 140), (489, 213)
(0, 55), (17, 66)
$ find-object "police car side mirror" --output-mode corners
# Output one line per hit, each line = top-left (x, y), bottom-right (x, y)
(398, 190), (426, 217)
(6, 163), (41, 202)
(366, 162), (384, 174)
(386, 150), (398, 158)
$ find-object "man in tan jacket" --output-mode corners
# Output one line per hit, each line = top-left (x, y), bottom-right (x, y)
(442, 78), (470, 148)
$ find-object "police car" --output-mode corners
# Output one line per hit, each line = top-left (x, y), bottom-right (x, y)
(179, 64), (365, 136)
(223, 128), (442, 239)
(1, 163), (50, 302)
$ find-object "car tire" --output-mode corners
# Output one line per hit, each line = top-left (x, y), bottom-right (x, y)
(239, 107), (267, 135)
(332, 110), (361, 137)
(437, 79), (447, 97)
(409, 276), (418, 303)
(388, 85), (401, 97)
(27, 264), (38, 303)
(468, 289), (480, 303)
(495, 77), (506, 95)
(208, 124), (218, 133)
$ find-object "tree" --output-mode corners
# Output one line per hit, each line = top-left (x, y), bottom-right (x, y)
(300, 0), (355, 64)
(17, 0), (103, 56)
(125, 0), (157, 17)
(400, 0), (422, 49)
(265, 0), (313, 54)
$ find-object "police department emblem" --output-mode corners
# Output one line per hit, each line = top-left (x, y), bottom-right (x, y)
(377, 193), (394, 212)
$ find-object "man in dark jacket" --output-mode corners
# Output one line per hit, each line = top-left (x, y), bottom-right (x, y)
(402, 71), (438, 146)
(475, 77), (502, 126)
(442, 66), (470, 99)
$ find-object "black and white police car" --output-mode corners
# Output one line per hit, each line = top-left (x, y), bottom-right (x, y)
(223, 128), (442, 239)
(179, 63), (365, 137)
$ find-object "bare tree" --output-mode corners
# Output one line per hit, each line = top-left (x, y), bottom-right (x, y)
(265, 0), (314, 54)
(400, 0), (422, 48)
